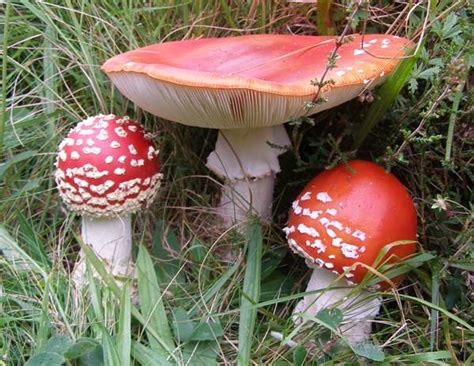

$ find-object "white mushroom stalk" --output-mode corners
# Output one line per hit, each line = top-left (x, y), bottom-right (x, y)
(206, 125), (290, 226)
(293, 264), (381, 345)
(55, 114), (162, 286)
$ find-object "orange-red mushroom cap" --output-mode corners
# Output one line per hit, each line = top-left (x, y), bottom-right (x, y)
(102, 34), (413, 129)
(284, 160), (417, 285)
(55, 115), (162, 217)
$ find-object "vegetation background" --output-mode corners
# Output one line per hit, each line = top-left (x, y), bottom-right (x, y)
(0, 0), (472, 365)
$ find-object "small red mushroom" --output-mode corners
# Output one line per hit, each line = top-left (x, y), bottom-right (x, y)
(55, 114), (162, 284)
(283, 160), (417, 344)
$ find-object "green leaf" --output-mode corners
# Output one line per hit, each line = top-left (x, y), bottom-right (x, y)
(101, 327), (121, 366)
(315, 308), (344, 329)
(171, 307), (195, 343)
(136, 245), (175, 355)
(238, 219), (263, 366)
(43, 334), (73, 356)
(78, 344), (104, 366)
(64, 338), (100, 360)
(293, 346), (308, 366)
(117, 285), (131, 366)
(182, 341), (219, 366)
(189, 319), (224, 342)
(25, 352), (65, 366)
(130, 341), (174, 366)
(351, 342), (385, 361)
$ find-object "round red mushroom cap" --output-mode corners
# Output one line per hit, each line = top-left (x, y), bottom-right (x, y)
(284, 160), (417, 285)
(55, 114), (162, 216)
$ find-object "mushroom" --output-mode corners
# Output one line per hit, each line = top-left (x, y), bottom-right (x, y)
(102, 34), (412, 227)
(283, 160), (417, 344)
(55, 114), (162, 284)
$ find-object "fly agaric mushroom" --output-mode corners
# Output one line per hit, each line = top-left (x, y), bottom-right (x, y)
(55, 114), (162, 284)
(284, 160), (417, 344)
(102, 34), (413, 227)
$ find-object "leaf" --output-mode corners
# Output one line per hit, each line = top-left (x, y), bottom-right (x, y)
(130, 341), (174, 366)
(0, 224), (34, 271)
(78, 344), (104, 366)
(117, 285), (131, 366)
(136, 245), (175, 355)
(43, 334), (73, 356)
(238, 219), (263, 366)
(315, 308), (344, 329)
(293, 346), (308, 366)
(25, 352), (65, 366)
(64, 338), (100, 359)
(15, 209), (50, 268)
(171, 307), (195, 343)
(182, 341), (219, 366)
(351, 342), (385, 361)
(189, 319), (224, 342)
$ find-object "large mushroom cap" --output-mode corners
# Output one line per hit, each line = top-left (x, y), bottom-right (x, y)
(102, 34), (413, 129)
(55, 114), (162, 217)
(284, 160), (417, 285)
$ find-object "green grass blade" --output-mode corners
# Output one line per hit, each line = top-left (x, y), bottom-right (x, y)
(118, 284), (131, 366)
(237, 219), (262, 366)
(131, 341), (174, 366)
(316, 0), (335, 35)
(353, 47), (417, 149)
(0, 0), (12, 160)
(136, 245), (175, 356)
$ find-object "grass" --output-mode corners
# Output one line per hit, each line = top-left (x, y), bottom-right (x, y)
(1, 0), (473, 365)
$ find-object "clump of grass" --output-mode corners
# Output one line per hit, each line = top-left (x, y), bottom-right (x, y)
(1, 1), (473, 365)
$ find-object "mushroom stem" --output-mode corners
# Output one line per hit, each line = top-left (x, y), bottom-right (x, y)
(294, 266), (381, 345)
(73, 214), (134, 285)
(206, 125), (290, 227)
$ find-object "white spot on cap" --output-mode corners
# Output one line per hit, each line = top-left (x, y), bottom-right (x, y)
(147, 146), (156, 160)
(114, 168), (126, 175)
(308, 239), (326, 253)
(354, 49), (365, 56)
(118, 155), (127, 163)
(105, 156), (113, 164)
(292, 200), (302, 215)
(86, 139), (95, 146)
(297, 223), (320, 238)
(381, 44), (389, 49)
(104, 114), (116, 120)
(59, 150), (67, 161)
(326, 228), (337, 238)
(380, 71), (385, 77)
(359, 246), (366, 253)
(328, 254), (336, 259)
(336, 70), (346, 76)
(341, 243), (360, 259)
(282, 226), (295, 236)
(75, 139), (83, 146)
(82, 147), (101, 155)
(71, 151), (80, 160)
(363, 79), (371, 85)
(325, 262), (334, 269)
(332, 238), (343, 247)
(115, 127), (127, 138)
(352, 230), (366, 241)
(128, 144), (137, 155)
(78, 129), (94, 136)
(97, 129), (109, 141)
(326, 208), (337, 216)
(300, 191), (311, 201)
(110, 141), (121, 148)
(369, 39), (377, 44)
(346, 66), (353, 71)
(344, 227), (352, 234)
(302, 208), (321, 219)
(316, 192), (332, 203)
(128, 125), (138, 132)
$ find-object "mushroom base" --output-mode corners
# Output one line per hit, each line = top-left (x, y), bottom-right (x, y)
(294, 267), (381, 345)
(73, 214), (134, 286)
(206, 125), (290, 227)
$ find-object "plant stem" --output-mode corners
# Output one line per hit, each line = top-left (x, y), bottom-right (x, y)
(0, 0), (12, 161)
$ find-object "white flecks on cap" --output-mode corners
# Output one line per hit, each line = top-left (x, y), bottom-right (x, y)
(352, 230), (366, 241)
(344, 227), (352, 234)
(105, 156), (113, 164)
(340, 243), (360, 259)
(94, 120), (108, 129)
(332, 237), (343, 247)
(104, 114), (116, 120)
(59, 150), (67, 161)
(353, 49), (365, 56)
(128, 144), (137, 155)
(308, 239), (326, 253)
(359, 246), (366, 253)
(326, 220), (343, 230)
(114, 167), (126, 175)
(147, 146), (156, 160)
(118, 155), (127, 163)
(358, 69), (364, 73)
(300, 191), (311, 201)
(380, 71), (385, 77)
(282, 225), (295, 236)
(363, 79), (371, 85)
(297, 223), (320, 238)
(97, 129), (109, 141)
(369, 39), (377, 44)
(292, 200), (302, 215)
(73, 177), (89, 188)
(316, 192), (332, 203)
(75, 139), (83, 146)
(324, 262), (334, 269)
(70, 151), (80, 160)
(128, 125), (138, 132)
(82, 146), (101, 155)
(346, 66), (353, 71)
(326, 208), (337, 216)
(86, 138), (95, 146)
(78, 129), (95, 136)
(130, 159), (145, 167)
(336, 70), (346, 76)
(328, 254), (336, 259)
(90, 180), (115, 195)
(326, 228), (337, 238)
(319, 217), (330, 226)
(302, 208), (322, 219)
(115, 126), (128, 138)
(110, 140), (121, 148)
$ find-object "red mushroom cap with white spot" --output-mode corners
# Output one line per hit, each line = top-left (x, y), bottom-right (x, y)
(55, 114), (162, 216)
(284, 160), (417, 286)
